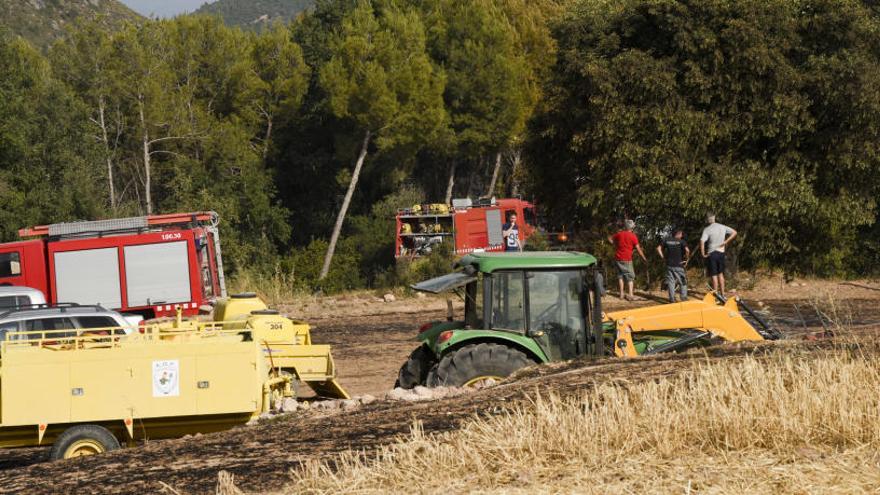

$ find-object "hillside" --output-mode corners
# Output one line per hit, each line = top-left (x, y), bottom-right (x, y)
(0, 0), (140, 48)
(194, 0), (313, 28)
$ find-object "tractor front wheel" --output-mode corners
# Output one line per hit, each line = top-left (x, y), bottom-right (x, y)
(429, 343), (534, 388)
(395, 345), (436, 389)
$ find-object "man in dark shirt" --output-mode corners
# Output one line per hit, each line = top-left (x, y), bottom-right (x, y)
(656, 228), (690, 302)
(502, 212), (522, 252)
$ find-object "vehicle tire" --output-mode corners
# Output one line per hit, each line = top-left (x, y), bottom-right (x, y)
(429, 342), (535, 388)
(395, 345), (436, 389)
(49, 425), (120, 461)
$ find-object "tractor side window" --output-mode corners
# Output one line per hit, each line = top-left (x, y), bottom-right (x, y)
(528, 270), (584, 336)
(464, 280), (483, 328)
(491, 272), (525, 331)
(0, 252), (21, 278)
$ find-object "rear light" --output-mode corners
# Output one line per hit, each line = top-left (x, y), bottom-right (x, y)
(437, 330), (454, 345)
(418, 322), (433, 333)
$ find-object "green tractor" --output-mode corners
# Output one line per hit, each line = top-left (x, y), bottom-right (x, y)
(396, 251), (775, 388)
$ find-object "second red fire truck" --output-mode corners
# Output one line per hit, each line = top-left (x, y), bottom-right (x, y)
(0, 212), (226, 318)
(395, 197), (537, 259)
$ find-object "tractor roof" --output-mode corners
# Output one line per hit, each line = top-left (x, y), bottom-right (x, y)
(458, 251), (597, 273)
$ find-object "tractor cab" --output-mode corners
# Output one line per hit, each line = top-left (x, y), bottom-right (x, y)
(399, 252), (604, 388)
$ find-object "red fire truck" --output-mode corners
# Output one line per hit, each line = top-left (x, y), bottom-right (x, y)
(0, 212), (226, 318)
(395, 198), (537, 259)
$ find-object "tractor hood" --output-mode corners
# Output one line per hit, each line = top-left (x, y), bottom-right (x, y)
(411, 272), (476, 294)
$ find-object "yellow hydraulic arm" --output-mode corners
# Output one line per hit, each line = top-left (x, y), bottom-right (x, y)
(605, 293), (767, 357)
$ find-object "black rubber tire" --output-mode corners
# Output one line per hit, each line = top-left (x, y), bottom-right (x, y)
(49, 425), (120, 461)
(429, 342), (534, 388)
(395, 345), (436, 389)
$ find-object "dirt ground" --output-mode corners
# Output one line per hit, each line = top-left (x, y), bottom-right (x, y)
(1, 277), (879, 494)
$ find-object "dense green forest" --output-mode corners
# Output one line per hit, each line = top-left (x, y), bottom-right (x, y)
(1, 0), (879, 292)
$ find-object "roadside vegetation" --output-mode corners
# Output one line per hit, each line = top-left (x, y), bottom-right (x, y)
(2, 0), (880, 292)
(277, 339), (880, 493)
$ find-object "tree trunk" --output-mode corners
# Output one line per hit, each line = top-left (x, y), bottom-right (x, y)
(319, 129), (371, 281)
(509, 148), (521, 197)
(97, 97), (116, 211)
(486, 151), (502, 197)
(138, 99), (152, 215)
(444, 160), (456, 204)
(262, 116), (273, 160)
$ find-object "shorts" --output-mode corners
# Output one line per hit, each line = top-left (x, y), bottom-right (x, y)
(707, 251), (726, 276)
(615, 260), (635, 282)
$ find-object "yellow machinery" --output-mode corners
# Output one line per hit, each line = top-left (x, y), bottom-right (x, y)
(0, 325), (291, 460)
(0, 294), (347, 461)
(156, 293), (349, 400)
(605, 293), (777, 357)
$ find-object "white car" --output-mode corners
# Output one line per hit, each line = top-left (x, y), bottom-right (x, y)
(0, 304), (143, 340)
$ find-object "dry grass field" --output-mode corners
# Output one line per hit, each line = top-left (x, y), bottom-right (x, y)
(275, 339), (880, 494)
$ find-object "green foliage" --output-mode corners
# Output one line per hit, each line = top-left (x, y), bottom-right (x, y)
(344, 184), (425, 283)
(421, 0), (531, 154)
(319, 0), (448, 149)
(287, 238), (364, 293)
(0, 33), (105, 240)
(526, 0), (880, 275)
(376, 241), (456, 290)
(523, 230), (550, 251)
(7, 0), (880, 293)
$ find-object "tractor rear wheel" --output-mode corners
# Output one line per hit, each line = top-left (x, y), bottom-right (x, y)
(49, 425), (120, 461)
(395, 345), (436, 389)
(429, 343), (534, 388)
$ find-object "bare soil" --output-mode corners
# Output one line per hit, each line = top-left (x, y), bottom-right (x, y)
(2, 279), (880, 494)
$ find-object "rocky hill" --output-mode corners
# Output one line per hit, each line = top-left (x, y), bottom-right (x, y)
(0, 0), (140, 48)
(194, 0), (314, 29)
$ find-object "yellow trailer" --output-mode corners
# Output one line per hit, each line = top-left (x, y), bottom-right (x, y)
(0, 326), (290, 460)
(157, 293), (349, 400)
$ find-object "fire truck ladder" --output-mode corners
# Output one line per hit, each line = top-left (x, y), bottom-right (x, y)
(18, 212), (220, 239)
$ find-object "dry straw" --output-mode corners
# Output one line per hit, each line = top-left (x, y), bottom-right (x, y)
(275, 340), (880, 494)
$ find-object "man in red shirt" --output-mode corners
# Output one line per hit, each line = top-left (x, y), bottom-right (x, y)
(607, 219), (647, 300)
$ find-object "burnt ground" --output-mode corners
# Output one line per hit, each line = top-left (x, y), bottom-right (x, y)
(1, 284), (879, 494)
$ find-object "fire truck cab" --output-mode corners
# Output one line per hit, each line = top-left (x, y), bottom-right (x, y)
(0, 212), (226, 319)
(395, 197), (537, 258)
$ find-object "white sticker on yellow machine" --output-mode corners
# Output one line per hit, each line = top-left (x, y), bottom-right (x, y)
(152, 359), (180, 397)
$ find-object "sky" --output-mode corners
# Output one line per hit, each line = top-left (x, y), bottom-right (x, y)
(119, 0), (211, 18)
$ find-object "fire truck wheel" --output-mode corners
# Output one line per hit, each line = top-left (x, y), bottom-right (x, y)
(50, 425), (121, 461)
(395, 345), (436, 389)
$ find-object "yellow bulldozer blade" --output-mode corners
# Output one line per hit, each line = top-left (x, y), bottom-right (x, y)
(606, 293), (768, 357)
(306, 379), (350, 400)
